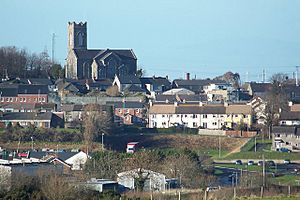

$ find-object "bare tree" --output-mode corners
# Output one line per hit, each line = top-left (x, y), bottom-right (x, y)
(106, 85), (120, 97)
(83, 104), (112, 152)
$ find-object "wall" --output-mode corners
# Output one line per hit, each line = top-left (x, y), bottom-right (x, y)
(198, 129), (226, 136)
(225, 130), (257, 138)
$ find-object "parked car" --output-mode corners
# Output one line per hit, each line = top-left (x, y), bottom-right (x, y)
(258, 161), (264, 166)
(235, 160), (242, 165)
(266, 161), (275, 166)
(279, 148), (291, 153)
(248, 160), (254, 166)
(283, 159), (291, 164)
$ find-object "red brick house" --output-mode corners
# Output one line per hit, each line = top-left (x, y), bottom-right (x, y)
(107, 101), (146, 125)
(0, 84), (49, 104)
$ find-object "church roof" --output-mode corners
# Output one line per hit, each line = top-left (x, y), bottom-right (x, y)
(73, 49), (137, 61)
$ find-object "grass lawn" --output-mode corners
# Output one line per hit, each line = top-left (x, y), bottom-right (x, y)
(271, 174), (300, 186)
(197, 149), (229, 159)
(224, 151), (300, 161)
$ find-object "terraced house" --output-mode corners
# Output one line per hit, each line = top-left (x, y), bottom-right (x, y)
(148, 102), (253, 130)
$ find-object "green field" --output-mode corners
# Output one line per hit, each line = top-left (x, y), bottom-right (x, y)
(272, 175), (300, 186)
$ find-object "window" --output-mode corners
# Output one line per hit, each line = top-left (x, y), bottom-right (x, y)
(6, 98), (9, 102)
(203, 114), (207, 118)
(42, 97), (45, 102)
(152, 115), (156, 118)
(44, 122), (50, 128)
(20, 98), (23, 102)
(185, 115), (187, 118)
(203, 122), (207, 128)
(136, 109), (140, 113)
(162, 115), (165, 118)
(193, 114), (197, 118)
(23, 98), (26, 102)
(162, 122), (166, 125)
(126, 109), (129, 113)
(177, 115), (180, 118)
(235, 114), (238, 117)
(212, 122), (217, 126)
(169, 115), (173, 117)
(193, 122), (198, 127)
(213, 115), (216, 118)
(118, 109), (121, 113)
(0, 98), (3, 102)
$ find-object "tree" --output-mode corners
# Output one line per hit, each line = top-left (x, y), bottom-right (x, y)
(106, 85), (120, 97)
(264, 73), (289, 138)
(49, 64), (64, 79)
(136, 67), (146, 78)
(123, 150), (161, 191)
(214, 71), (240, 88)
(162, 152), (202, 188)
(83, 104), (112, 152)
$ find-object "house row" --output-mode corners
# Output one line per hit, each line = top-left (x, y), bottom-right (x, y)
(148, 102), (252, 129)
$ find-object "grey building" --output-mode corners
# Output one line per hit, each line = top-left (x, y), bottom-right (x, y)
(272, 126), (300, 151)
(65, 22), (137, 80)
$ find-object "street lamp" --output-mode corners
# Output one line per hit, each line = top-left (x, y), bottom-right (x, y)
(30, 136), (34, 151)
(101, 133), (104, 151)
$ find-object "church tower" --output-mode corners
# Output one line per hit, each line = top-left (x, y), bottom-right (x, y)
(67, 22), (87, 51)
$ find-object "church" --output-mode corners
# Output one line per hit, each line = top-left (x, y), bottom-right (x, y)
(65, 22), (137, 80)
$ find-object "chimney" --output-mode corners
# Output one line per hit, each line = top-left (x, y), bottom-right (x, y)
(199, 102), (203, 107)
(149, 100), (153, 107)
(186, 73), (190, 80)
(174, 102), (178, 107)
(289, 101), (293, 107)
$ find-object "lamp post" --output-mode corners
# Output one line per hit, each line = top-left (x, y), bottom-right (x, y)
(101, 133), (104, 151)
(30, 136), (34, 151)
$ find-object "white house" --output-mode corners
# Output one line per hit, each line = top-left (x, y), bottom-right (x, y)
(148, 102), (226, 129)
(117, 168), (166, 192)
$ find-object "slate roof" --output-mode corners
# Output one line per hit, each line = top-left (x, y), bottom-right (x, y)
(124, 84), (145, 93)
(272, 126), (300, 135)
(0, 87), (18, 97)
(249, 82), (272, 94)
(27, 78), (54, 85)
(61, 104), (84, 112)
(18, 84), (49, 94)
(173, 79), (226, 87)
(280, 111), (300, 120)
(29, 151), (78, 161)
(107, 101), (145, 109)
(149, 104), (226, 114)
(140, 77), (171, 87)
(74, 49), (137, 60)
(0, 112), (53, 121)
(155, 94), (207, 103)
(118, 75), (141, 84)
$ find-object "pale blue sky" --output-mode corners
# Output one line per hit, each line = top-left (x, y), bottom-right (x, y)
(1, 0), (300, 81)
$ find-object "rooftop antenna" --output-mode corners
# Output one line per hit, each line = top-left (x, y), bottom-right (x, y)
(51, 33), (56, 63)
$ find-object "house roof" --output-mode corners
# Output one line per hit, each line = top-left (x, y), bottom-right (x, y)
(18, 84), (49, 94)
(290, 104), (300, 112)
(280, 111), (300, 120)
(27, 78), (54, 85)
(124, 84), (145, 93)
(272, 126), (300, 135)
(155, 94), (207, 103)
(118, 75), (141, 84)
(249, 82), (272, 94)
(29, 151), (79, 161)
(61, 104), (84, 112)
(0, 112), (53, 121)
(140, 77), (171, 87)
(173, 79), (226, 87)
(149, 104), (176, 114)
(107, 101), (145, 109)
(0, 87), (18, 97)
(163, 88), (195, 95)
(226, 104), (252, 114)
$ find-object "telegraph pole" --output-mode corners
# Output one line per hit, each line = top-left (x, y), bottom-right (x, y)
(51, 33), (56, 63)
(296, 66), (299, 86)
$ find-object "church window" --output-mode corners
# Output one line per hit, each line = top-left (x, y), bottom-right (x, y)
(78, 32), (84, 46)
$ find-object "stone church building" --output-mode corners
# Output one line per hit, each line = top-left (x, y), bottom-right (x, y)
(65, 22), (137, 80)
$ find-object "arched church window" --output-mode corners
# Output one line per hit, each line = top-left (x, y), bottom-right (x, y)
(78, 32), (84, 46)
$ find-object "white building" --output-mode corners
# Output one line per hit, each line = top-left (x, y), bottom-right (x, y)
(117, 168), (166, 192)
(148, 102), (226, 129)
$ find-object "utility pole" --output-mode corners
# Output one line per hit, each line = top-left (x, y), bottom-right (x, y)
(262, 154), (266, 187)
(51, 33), (56, 63)
(262, 69), (266, 83)
(296, 66), (299, 86)
(218, 136), (221, 158)
(254, 137), (257, 152)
